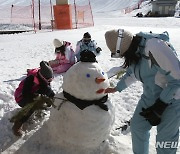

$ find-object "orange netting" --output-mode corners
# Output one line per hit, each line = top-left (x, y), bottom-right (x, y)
(11, 5), (33, 24)
(0, 0), (94, 31)
(71, 4), (94, 28)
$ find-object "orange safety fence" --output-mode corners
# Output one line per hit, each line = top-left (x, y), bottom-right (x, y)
(11, 5), (33, 25)
(33, 4), (53, 29)
(0, 1), (94, 31)
(71, 4), (94, 29)
(0, 5), (34, 31)
(0, 6), (11, 23)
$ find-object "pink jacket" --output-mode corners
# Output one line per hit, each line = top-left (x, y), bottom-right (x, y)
(49, 42), (76, 73)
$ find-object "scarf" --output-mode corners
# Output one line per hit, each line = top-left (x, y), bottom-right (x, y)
(63, 91), (108, 111)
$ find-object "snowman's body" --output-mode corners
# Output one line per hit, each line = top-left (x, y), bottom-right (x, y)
(48, 61), (115, 149)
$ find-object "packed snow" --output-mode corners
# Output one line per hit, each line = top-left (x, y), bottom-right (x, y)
(0, 0), (180, 154)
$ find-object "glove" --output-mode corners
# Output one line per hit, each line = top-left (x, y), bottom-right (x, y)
(139, 98), (168, 126)
(96, 47), (102, 53)
(41, 86), (55, 98)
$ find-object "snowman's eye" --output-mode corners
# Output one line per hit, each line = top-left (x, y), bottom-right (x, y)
(86, 73), (91, 78)
(102, 72), (105, 75)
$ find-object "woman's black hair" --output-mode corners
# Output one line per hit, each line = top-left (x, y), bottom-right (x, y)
(122, 35), (142, 68)
(55, 45), (66, 56)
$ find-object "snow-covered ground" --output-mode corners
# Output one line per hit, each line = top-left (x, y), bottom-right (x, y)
(0, 0), (180, 154)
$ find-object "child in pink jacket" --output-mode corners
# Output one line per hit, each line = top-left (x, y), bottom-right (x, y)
(49, 39), (76, 74)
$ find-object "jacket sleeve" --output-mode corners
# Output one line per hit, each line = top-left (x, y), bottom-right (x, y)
(22, 75), (34, 101)
(75, 41), (82, 61)
(63, 46), (75, 64)
(75, 41), (81, 54)
(92, 40), (97, 49)
(38, 85), (55, 98)
(115, 67), (137, 92)
(145, 38), (180, 104)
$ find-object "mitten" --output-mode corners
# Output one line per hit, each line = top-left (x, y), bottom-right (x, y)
(44, 86), (55, 98)
(140, 98), (168, 126)
(96, 47), (102, 53)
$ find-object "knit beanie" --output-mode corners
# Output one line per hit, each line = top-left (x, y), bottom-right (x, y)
(39, 61), (53, 79)
(83, 32), (91, 39)
(53, 39), (63, 48)
(105, 29), (133, 57)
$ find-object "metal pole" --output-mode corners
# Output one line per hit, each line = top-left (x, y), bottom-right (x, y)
(88, 0), (94, 26)
(50, 0), (54, 31)
(38, 0), (41, 30)
(11, 4), (14, 24)
(32, 0), (36, 32)
(74, 0), (78, 29)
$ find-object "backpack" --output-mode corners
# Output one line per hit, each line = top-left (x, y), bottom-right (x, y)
(27, 68), (40, 76)
(14, 68), (40, 103)
(136, 31), (176, 54)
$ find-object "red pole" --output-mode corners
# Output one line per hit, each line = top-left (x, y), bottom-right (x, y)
(88, 0), (94, 26)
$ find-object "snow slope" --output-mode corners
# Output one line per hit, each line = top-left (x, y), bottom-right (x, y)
(0, 0), (180, 154)
(1, 0), (142, 12)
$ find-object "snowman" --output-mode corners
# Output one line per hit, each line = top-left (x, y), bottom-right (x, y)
(47, 50), (115, 150)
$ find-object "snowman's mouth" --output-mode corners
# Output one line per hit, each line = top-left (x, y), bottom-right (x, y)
(96, 89), (105, 94)
(63, 91), (109, 111)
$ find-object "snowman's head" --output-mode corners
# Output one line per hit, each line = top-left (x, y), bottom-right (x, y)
(62, 51), (109, 100)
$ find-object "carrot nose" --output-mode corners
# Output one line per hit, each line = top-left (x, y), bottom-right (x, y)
(95, 77), (105, 84)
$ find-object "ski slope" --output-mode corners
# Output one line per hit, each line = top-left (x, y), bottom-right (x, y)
(1, 0), (142, 12)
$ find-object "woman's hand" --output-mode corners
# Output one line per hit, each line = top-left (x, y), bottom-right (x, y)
(104, 87), (117, 93)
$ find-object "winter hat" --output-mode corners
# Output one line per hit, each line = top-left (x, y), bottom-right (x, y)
(83, 32), (91, 39)
(53, 38), (63, 48)
(105, 29), (133, 57)
(39, 61), (53, 79)
(80, 50), (97, 62)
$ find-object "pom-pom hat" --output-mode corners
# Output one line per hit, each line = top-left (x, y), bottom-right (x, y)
(39, 61), (53, 81)
(105, 29), (133, 57)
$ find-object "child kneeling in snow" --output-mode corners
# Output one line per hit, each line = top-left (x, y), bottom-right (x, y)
(49, 39), (76, 74)
(13, 61), (55, 136)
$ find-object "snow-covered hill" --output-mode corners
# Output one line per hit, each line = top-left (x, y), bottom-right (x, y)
(1, 0), (142, 13)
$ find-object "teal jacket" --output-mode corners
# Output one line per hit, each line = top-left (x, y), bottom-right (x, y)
(115, 38), (180, 106)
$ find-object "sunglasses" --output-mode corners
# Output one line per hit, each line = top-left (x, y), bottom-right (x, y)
(83, 38), (91, 42)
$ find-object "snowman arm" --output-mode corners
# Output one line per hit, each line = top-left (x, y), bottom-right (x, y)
(115, 68), (137, 92)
